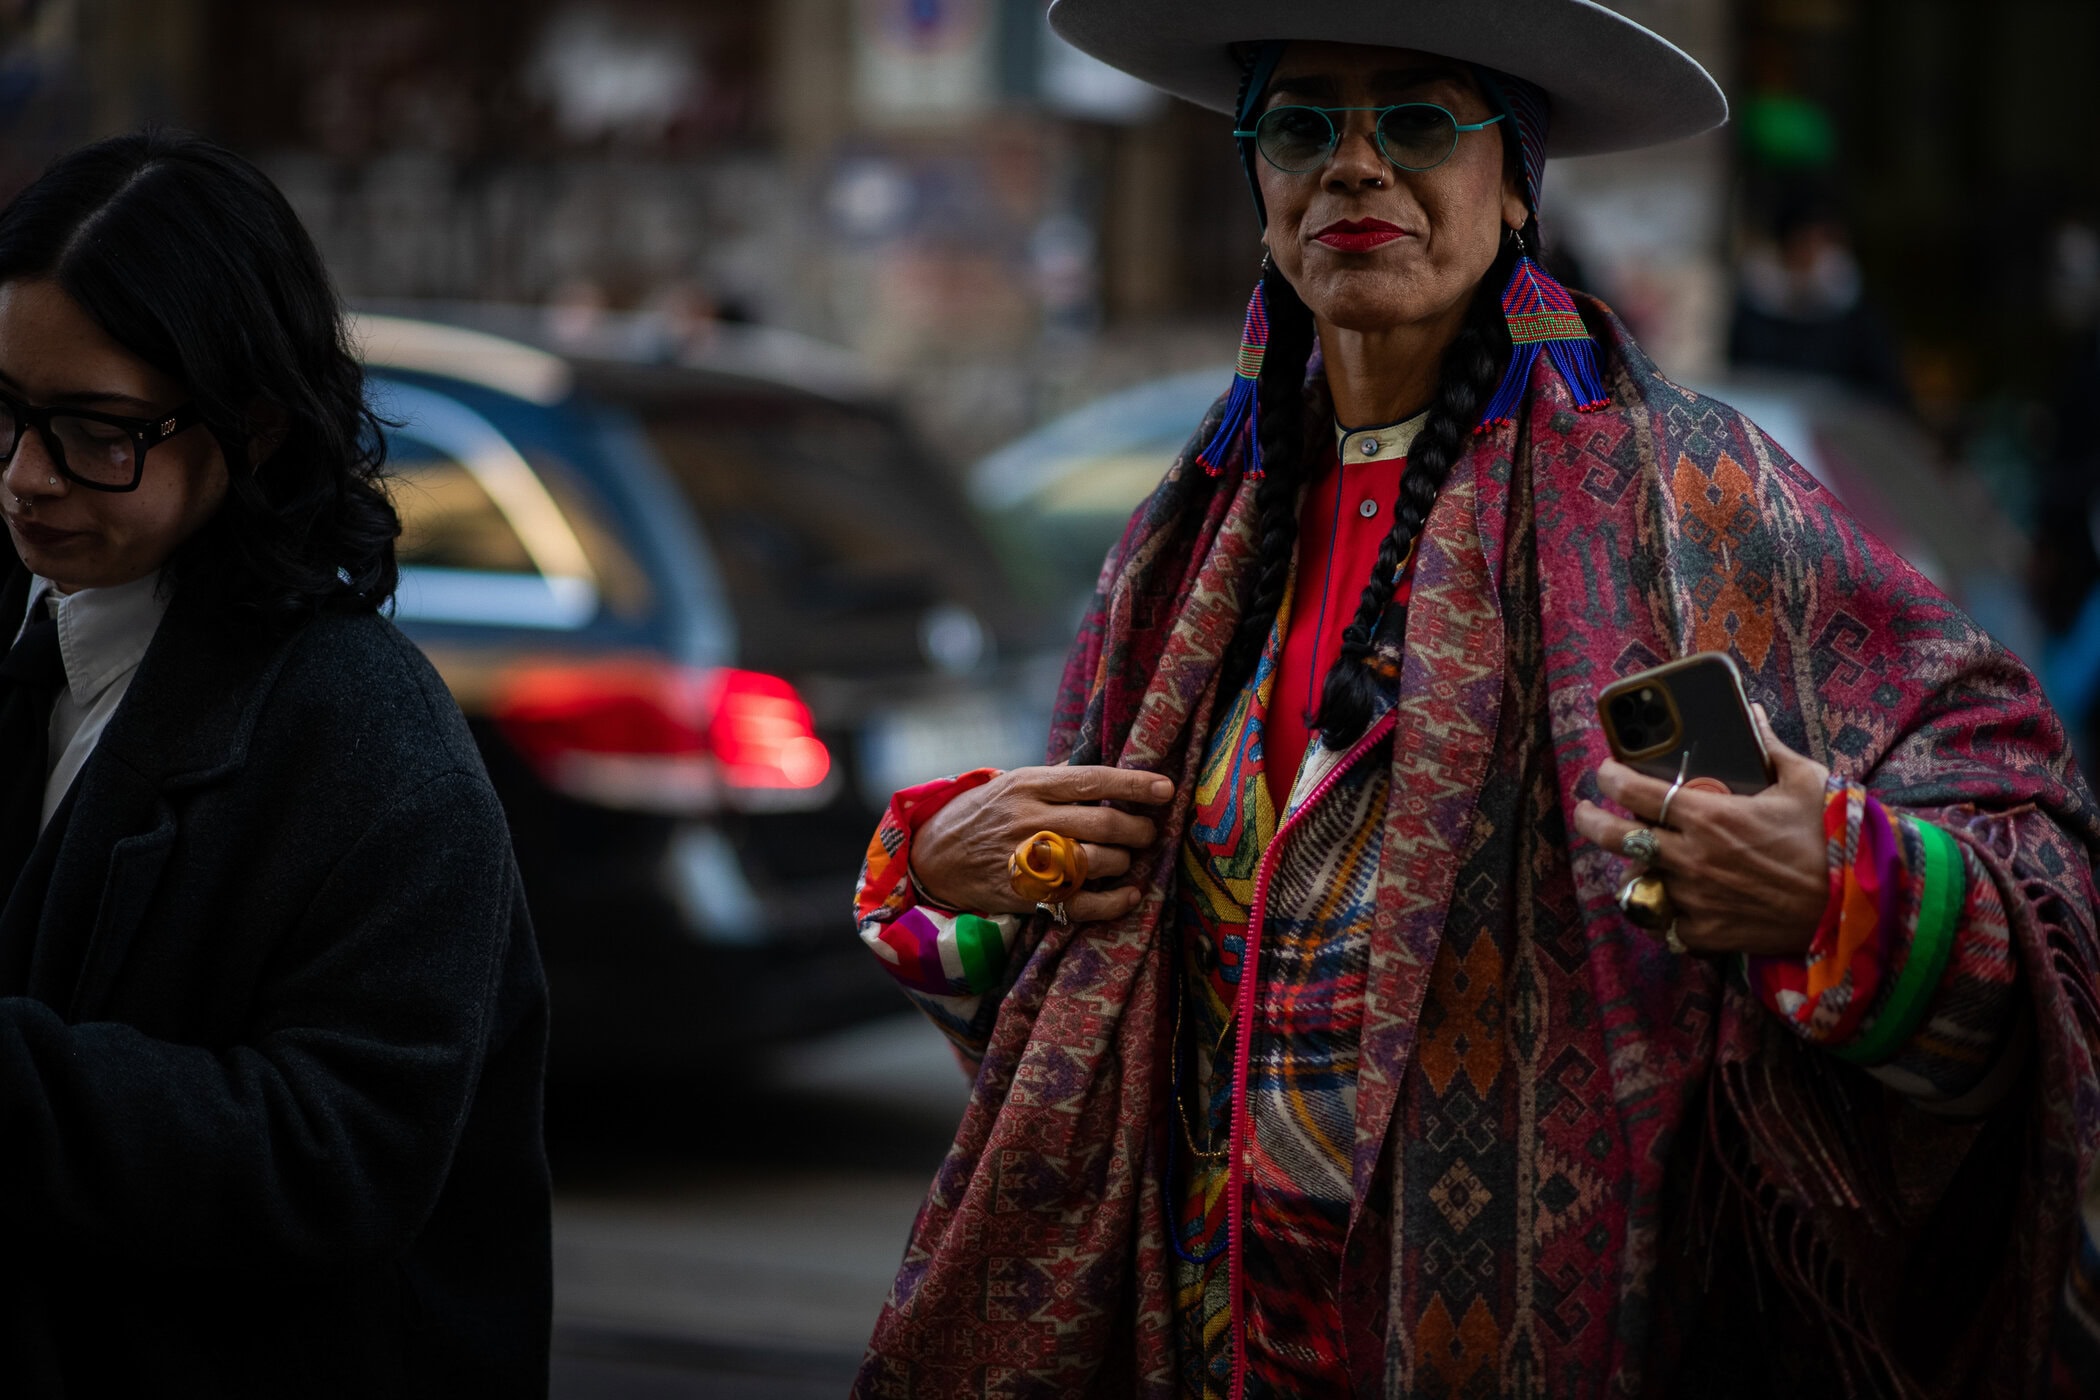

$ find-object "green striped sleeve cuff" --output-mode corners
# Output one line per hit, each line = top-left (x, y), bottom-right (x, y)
(1834, 817), (1963, 1067)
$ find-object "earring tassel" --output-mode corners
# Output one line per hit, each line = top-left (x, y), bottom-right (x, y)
(1476, 255), (1609, 434)
(1196, 282), (1270, 478)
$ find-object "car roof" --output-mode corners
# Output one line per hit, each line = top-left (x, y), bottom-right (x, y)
(351, 300), (885, 409)
(354, 307), (1036, 672)
(352, 313), (576, 405)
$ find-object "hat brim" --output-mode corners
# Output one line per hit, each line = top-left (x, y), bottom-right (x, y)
(1046, 0), (1727, 158)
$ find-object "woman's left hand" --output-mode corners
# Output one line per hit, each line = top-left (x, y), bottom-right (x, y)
(1571, 705), (1831, 957)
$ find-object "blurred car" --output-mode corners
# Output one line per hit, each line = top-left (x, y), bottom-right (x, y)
(969, 365), (2042, 663)
(358, 313), (1045, 1076)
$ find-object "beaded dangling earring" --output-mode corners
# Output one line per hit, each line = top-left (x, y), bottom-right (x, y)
(1477, 225), (1609, 434)
(1195, 264), (1273, 479)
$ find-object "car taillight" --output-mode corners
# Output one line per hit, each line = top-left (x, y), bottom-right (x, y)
(492, 660), (833, 814)
(705, 668), (834, 791)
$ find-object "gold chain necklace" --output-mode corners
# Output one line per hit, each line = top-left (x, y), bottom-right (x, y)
(1172, 972), (1230, 1163)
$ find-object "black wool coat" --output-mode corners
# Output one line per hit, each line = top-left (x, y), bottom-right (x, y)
(0, 562), (550, 1397)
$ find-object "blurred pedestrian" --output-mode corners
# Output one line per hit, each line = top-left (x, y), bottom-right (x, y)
(848, 3), (2100, 1396)
(1729, 190), (1912, 408)
(0, 132), (549, 1396)
(2034, 218), (2100, 765)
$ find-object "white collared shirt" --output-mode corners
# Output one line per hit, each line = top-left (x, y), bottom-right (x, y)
(1333, 409), (1429, 466)
(11, 572), (170, 828)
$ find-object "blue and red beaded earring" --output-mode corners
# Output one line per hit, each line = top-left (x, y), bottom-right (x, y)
(1476, 223), (1609, 433)
(1195, 267), (1272, 479)
(1470, 69), (1610, 432)
(1197, 41), (1289, 482)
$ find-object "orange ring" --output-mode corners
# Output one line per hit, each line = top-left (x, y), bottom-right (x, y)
(1008, 831), (1089, 905)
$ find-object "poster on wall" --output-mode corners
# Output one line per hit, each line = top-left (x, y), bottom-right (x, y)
(852, 0), (995, 124)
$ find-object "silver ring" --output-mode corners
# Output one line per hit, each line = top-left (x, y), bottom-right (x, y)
(1657, 778), (1686, 829)
(1037, 901), (1069, 927)
(1658, 753), (1691, 829)
(1620, 827), (1662, 864)
(1664, 924), (1687, 955)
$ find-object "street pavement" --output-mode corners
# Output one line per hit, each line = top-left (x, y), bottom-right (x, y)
(549, 1014), (968, 1397)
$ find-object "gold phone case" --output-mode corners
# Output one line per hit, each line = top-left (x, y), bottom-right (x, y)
(1596, 652), (1773, 795)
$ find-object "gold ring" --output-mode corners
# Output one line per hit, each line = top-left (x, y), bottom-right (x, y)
(1009, 831), (1088, 905)
(1616, 872), (1674, 932)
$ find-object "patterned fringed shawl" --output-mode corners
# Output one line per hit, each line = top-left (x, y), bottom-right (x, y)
(855, 304), (2100, 1398)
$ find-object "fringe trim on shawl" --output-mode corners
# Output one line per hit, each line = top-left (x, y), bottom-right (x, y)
(1695, 1043), (1916, 1398)
(1695, 826), (2100, 1399)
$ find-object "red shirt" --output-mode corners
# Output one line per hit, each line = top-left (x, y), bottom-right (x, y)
(1266, 416), (1426, 808)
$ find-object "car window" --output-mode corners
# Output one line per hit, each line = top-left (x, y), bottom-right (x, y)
(631, 393), (1006, 672)
(645, 402), (942, 600)
(392, 434), (538, 574)
(524, 448), (655, 619)
(967, 370), (1223, 620)
(980, 444), (1184, 616)
(389, 427), (658, 627)
(378, 379), (617, 632)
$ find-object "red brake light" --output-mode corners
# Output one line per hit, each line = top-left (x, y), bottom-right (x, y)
(491, 660), (832, 813)
(705, 668), (833, 790)
(496, 662), (708, 758)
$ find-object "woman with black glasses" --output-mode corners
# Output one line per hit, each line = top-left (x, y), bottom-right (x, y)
(0, 132), (548, 1395)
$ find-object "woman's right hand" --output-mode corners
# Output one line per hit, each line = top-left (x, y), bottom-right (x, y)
(910, 765), (1177, 923)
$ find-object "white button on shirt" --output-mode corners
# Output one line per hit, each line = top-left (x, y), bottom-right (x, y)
(12, 572), (170, 828)
(1334, 412), (1427, 467)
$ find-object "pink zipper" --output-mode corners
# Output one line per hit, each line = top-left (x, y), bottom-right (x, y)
(1225, 709), (1398, 1399)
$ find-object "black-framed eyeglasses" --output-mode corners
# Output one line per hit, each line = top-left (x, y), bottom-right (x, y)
(1233, 103), (1507, 175)
(0, 390), (204, 492)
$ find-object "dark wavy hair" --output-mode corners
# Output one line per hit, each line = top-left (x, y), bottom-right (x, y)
(0, 129), (396, 626)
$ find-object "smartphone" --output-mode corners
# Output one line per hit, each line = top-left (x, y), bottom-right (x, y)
(1596, 652), (1772, 796)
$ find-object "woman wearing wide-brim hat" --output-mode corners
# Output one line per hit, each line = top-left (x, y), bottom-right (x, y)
(849, 4), (2100, 1394)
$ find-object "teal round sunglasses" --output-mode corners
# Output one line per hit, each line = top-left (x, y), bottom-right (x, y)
(1233, 103), (1507, 175)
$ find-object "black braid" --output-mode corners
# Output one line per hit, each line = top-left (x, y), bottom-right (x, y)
(1216, 258), (1319, 700)
(1312, 240), (1516, 748)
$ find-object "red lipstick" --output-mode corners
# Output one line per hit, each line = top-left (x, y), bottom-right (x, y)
(1315, 218), (1408, 253)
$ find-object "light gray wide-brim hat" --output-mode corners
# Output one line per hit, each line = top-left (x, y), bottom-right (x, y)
(1046, 0), (1727, 157)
